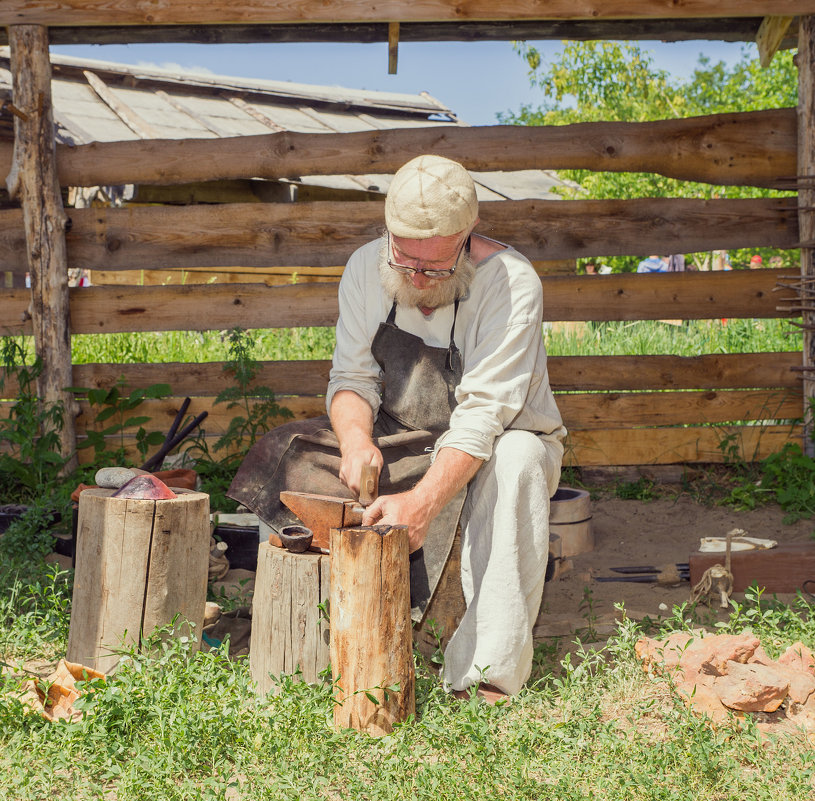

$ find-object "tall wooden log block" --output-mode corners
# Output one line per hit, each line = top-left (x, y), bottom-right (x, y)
(329, 524), (414, 736)
(250, 542), (330, 695)
(66, 488), (209, 673)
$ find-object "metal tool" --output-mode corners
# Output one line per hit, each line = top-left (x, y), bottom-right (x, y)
(278, 464), (381, 552)
(594, 563), (690, 584)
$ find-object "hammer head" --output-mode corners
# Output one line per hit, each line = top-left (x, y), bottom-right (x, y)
(278, 491), (364, 552)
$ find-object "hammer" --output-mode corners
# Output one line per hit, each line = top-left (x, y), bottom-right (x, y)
(358, 463), (380, 507)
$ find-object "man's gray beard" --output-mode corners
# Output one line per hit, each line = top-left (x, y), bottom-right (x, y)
(377, 237), (476, 310)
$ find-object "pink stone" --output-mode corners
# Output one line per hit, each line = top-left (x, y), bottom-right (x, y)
(111, 474), (177, 500)
(714, 661), (789, 713)
(673, 674), (730, 725)
(699, 634), (761, 676)
(778, 642), (815, 676)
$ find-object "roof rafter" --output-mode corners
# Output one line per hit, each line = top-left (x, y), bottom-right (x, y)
(0, 1), (812, 28)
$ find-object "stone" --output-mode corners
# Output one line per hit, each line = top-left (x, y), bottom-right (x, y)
(768, 662), (815, 705)
(95, 466), (137, 489)
(635, 631), (696, 671)
(699, 634), (760, 676)
(673, 673), (731, 725)
(778, 642), (815, 676)
(714, 661), (789, 713)
(203, 601), (222, 628)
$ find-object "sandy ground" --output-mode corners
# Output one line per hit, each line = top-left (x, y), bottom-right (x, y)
(538, 494), (815, 639)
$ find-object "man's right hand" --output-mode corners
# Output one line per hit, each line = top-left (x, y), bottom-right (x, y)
(329, 389), (383, 496)
(339, 438), (383, 496)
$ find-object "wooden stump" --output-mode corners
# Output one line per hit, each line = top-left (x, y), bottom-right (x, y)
(329, 524), (414, 736)
(66, 488), (209, 673)
(250, 542), (330, 694)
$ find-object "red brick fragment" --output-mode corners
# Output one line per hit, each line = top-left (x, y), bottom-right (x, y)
(714, 661), (789, 713)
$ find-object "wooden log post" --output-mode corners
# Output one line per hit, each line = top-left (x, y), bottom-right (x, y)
(66, 488), (210, 673)
(250, 542), (331, 694)
(329, 524), (414, 736)
(6, 25), (77, 472)
(799, 15), (815, 456)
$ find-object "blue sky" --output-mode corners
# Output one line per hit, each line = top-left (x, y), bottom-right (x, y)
(50, 39), (752, 126)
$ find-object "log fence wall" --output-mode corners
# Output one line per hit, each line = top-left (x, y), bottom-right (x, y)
(0, 110), (807, 468)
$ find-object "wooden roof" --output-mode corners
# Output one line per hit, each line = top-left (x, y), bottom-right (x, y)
(0, 2), (806, 47)
(0, 49), (572, 201)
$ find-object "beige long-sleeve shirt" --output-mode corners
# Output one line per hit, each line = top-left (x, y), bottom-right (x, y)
(326, 238), (566, 462)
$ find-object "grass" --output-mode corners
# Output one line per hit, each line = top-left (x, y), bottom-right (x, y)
(1, 533), (814, 800)
(53, 318), (800, 366)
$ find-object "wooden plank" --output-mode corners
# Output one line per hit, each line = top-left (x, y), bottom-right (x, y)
(1, 1), (809, 27)
(798, 16), (815, 455)
(564, 424), (801, 466)
(89, 259), (573, 286)
(155, 90), (232, 137)
(83, 70), (161, 139)
(59, 423), (799, 468)
(58, 387), (802, 442)
(0, 197), (797, 274)
(548, 352), (802, 391)
(558, 388), (802, 429)
(7, 26), (77, 472)
(689, 543), (815, 593)
(757, 16), (795, 67)
(0, 110), (793, 189)
(2, 351), (797, 401)
(0, 20), (788, 48)
(0, 269), (799, 335)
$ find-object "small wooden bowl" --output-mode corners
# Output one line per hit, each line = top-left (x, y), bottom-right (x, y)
(278, 525), (314, 553)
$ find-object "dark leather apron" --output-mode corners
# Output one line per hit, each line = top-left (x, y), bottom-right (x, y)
(228, 299), (466, 622)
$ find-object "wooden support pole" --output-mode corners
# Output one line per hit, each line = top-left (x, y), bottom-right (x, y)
(388, 22), (399, 74)
(799, 16), (815, 456)
(757, 16), (794, 67)
(329, 524), (414, 736)
(6, 25), (77, 472)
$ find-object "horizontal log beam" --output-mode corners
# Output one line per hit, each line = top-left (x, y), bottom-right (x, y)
(46, 418), (805, 468)
(0, 198), (798, 273)
(0, 19), (778, 46)
(4, 387), (796, 444)
(0, 111), (793, 189)
(565, 424), (799, 466)
(1, 2), (807, 27)
(0, 268), (798, 335)
(1, 351), (800, 400)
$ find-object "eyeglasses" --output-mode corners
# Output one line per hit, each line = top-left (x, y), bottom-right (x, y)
(386, 231), (468, 278)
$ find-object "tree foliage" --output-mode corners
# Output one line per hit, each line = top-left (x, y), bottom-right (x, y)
(498, 41), (798, 269)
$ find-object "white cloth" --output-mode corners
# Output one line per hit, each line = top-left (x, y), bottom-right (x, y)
(443, 430), (562, 695)
(327, 238), (567, 461)
(327, 236), (566, 694)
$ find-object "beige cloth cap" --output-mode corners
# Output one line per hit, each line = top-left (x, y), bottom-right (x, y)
(385, 155), (478, 239)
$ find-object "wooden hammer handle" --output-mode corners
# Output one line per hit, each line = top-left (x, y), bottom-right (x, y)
(358, 464), (379, 507)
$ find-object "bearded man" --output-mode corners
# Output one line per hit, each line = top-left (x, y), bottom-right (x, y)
(229, 155), (565, 701)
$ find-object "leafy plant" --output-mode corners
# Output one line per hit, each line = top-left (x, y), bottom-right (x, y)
(184, 328), (292, 509)
(211, 327), (293, 455)
(0, 338), (67, 502)
(74, 377), (171, 463)
(614, 476), (657, 502)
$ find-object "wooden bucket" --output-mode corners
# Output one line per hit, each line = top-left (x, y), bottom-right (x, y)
(66, 488), (210, 673)
(549, 487), (594, 558)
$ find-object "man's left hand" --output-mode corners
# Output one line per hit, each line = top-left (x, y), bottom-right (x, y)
(361, 491), (433, 553)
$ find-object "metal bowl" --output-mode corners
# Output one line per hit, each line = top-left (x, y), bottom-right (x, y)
(278, 524), (314, 553)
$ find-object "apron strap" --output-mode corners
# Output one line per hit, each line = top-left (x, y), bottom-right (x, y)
(446, 299), (461, 371)
(386, 300), (398, 326)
